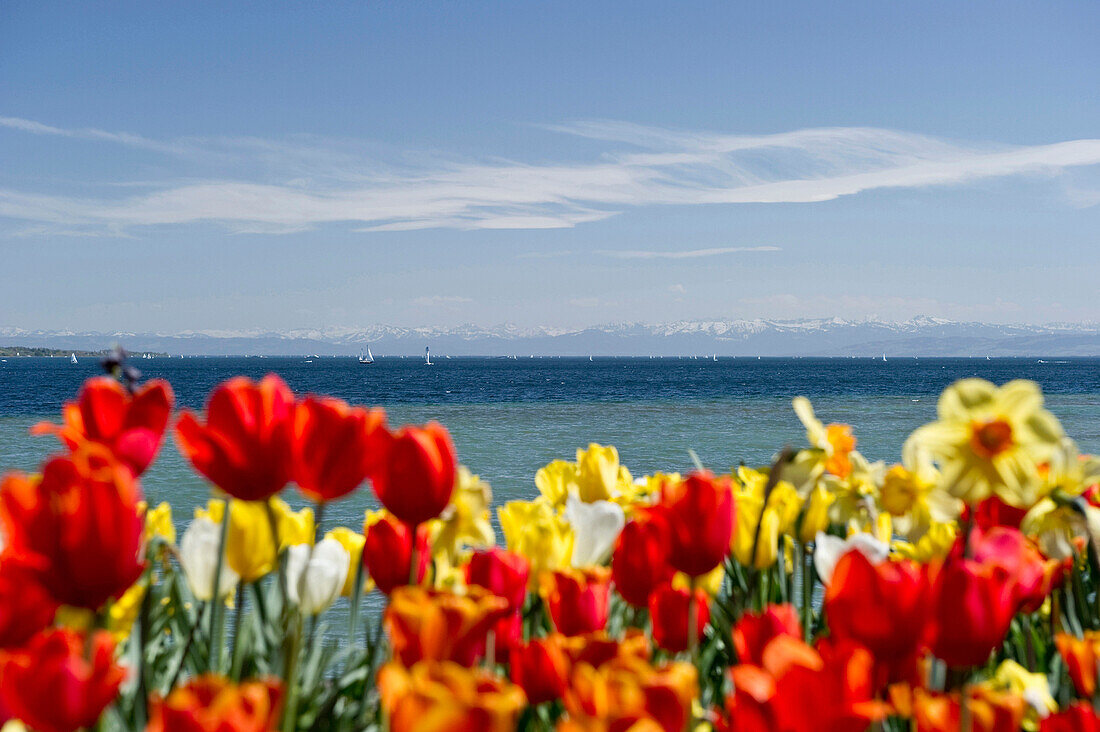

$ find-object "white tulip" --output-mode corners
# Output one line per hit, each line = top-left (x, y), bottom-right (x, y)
(179, 516), (239, 601)
(564, 494), (625, 567)
(813, 531), (889, 586)
(286, 539), (350, 616)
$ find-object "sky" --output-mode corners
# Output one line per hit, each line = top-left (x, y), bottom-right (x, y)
(1, 1), (1098, 333)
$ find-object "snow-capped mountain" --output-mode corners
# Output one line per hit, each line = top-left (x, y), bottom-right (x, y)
(2, 318), (1100, 356)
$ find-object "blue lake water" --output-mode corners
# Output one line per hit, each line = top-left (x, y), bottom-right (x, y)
(2, 355), (1100, 535)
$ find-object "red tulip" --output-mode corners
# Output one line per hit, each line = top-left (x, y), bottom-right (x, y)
(560, 629), (651, 669)
(925, 555), (1016, 668)
(175, 374), (294, 501)
(0, 555), (58, 649)
(289, 396), (386, 503)
(146, 674), (283, 732)
(825, 552), (928, 685)
(539, 567), (612, 637)
(385, 586), (510, 667)
(510, 635), (571, 705)
(659, 472), (735, 577)
(363, 513), (429, 595)
(611, 507), (674, 608)
(732, 604), (802, 666)
(0, 628), (124, 732)
(1041, 703), (1100, 732)
(371, 423), (456, 526)
(33, 376), (174, 478)
(0, 446), (144, 610)
(968, 525), (1061, 613)
(648, 582), (710, 654)
(966, 495), (1028, 532)
(465, 547), (530, 612)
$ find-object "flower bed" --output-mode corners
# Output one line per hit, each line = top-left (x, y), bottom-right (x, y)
(1, 362), (1098, 731)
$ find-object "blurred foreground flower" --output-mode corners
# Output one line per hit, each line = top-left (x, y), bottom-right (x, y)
(146, 675), (282, 732)
(378, 660), (526, 732)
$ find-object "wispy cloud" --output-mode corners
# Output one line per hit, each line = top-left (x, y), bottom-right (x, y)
(595, 246), (780, 259)
(1, 117), (1098, 236)
(411, 295), (473, 306)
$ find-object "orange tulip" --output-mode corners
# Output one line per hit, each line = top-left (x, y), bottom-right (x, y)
(33, 376), (174, 477)
(911, 686), (1025, 732)
(385, 585), (510, 666)
(825, 552), (927, 686)
(925, 554), (1016, 668)
(1040, 702), (1100, 732)
(562, 655), (697, 732)
(611, 507), (674, 608)
(560, 628), (651, 669)
(362, 512), (429, 595)
(372, 422), (456, 527)
(146, 674), (282, 732)
(0, 555), (58, 649)
(648, 582), (710, 654)
(539, 567), (612, 637)
(732, 603), (802, 666)
(175, 374), (294, 501)
(509, 634), (571, 705)
(659, 472), (735, 578)
(1055, 632), (1100, 699)
(725, 636), (885, 732)
(0, 628), (124, 732)
(377, 660), (526, 732)
(289, 396), (386, 503)
(0, 445), (144, 610)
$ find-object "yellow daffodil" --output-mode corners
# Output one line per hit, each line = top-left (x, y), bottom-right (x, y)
(617, 472), (679, 510)
(906, 379), (1064, 508)
(139, 500), (176, 545)
(429, 466), (494, 563)
(197, 498), (314, 583)
(798, 482), (835, 543)
(325, 526), (367, 596)
(732, 467), (803, 569)
(107, 581), (147, 641)
(575, 443), (622, 503)
(991, 659), (1057, 729)
(891, 520), (957, 563)
(498, 498), (573, 585)
(793, 397), (859, 480)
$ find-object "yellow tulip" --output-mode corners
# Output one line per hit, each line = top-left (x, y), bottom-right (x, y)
(197, 498), (314, 583)
(535, 460), (579, 507)
(798, 483), (835, 543)
(575, 443), (619, 503)
(732, 468), (803, 569)
(498, 498), (573, 586)
(430, 466), (495, 563)
(325, 526), (366, 596)
(892, 520), (956, 563)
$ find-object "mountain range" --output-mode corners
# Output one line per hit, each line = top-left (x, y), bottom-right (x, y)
(4, 317), (1100, 357)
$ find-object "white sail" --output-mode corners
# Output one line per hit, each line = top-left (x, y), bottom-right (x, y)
(425, 346), (433, 365)
(70, 352), (78, 364)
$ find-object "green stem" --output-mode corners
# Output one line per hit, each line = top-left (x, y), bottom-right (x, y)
(802, 545), (814, 641)
(209, 501), (232, 673)
(230, 582), (245, 681)
(347, 550), (367, 642)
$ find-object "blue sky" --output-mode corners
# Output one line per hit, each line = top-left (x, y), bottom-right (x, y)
(1, 1), (1098, 332)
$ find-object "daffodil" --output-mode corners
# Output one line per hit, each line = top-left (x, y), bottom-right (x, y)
(798, 482), (835, 543)
(429, 466), (494, 563)
(498, 498), (573, 585)
(793, 397), (859, 480)
(140, 501), (176, 545)
(892, 520), (957, 563)
(882, 444), (960, 539)
(107, 581), (146, 641)
(732, 466), (803, 569)
(906, 379), (1064, 507)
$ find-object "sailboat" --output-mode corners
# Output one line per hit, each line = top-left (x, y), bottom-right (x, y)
(70, 352), (78, 365)
(358, 347), (375, 365)
(424, 347), (433, 366)
(712, 354), (718, 361)
(881, 353), (887, 362)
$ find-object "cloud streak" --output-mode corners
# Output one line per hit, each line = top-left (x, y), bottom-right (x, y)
(596, 246), (780, 259)
(1, 118), (1098, 236)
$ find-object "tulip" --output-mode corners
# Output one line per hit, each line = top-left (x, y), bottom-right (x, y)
(371, 422), (456, 527)
(925, 555), (1017, 668)
(535, 459), (579, 507)
(732, 604), (802, 666)
(510, 635), (571, 705)
(285, 538), (350, 615)
(377, 660), (526, 732)
(175, 374), (295, 501)
(574, 443), (620, 503)
(146, 674), (283, 732)
(911, 685), (1026, 732)
(289, 396), (386, 503)
(32, 376), (174, 477)
(0, 628), (124, 732)
(385, 586), (510, 666)
(824, 551), (928, 685)
(659, 471), (735, 578)
(1041, 703), (1100, 732)
(648, 582), (710, 654)
(465, 547), (529, 612)
(0, 446), (144, 610)
(611, 507), (674, 608)
(562, 656), (697, 732)
(813, 531), (890, 586)
(179, 515), (240, 601)
(196, 498), (314, 584)
(539, 567), (612, 637)
(968, 525), (1061, 613)
(0, 556), (58, 648)
(429, 466), (495, 563)
(498, 498), (574, 586)
(1055, 632), (1100, 699)
(562, 494), (625, 567)
(325, 526), (366, 596)
(363, 511), (429, 595)
(798, 483), (836, 544)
